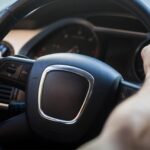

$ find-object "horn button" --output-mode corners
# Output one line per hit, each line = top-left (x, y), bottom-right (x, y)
(27, 53), (121, 143)
(38, 66), (94, 124)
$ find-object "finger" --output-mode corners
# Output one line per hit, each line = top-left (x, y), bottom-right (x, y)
(141, 44), (150, 75)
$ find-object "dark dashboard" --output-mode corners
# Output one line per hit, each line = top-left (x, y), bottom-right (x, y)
(9, 0), (148, 84)
(19, 16), (148, 84)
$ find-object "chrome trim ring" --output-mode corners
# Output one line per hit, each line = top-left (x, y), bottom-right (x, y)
(38, 65), (94, 125)
(0, 103), (9, 110)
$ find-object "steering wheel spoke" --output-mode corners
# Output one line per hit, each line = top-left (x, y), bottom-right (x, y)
(118, 80), (141, 101)
(0, 56), (34, 90)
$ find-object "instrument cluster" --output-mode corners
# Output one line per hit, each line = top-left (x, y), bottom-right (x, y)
(27, 19), (100, 59)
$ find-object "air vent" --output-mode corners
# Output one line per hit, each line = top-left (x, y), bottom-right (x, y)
(0, 84), (17, 104)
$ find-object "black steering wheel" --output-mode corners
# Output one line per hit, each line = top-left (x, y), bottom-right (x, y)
(0, 0), (150, 149)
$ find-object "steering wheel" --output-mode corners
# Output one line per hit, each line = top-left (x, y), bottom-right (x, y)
(0, 0), (150, 148)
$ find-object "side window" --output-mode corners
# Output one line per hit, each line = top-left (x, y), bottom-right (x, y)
(0, 0), (18, 12)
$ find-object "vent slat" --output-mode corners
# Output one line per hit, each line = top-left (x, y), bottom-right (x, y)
(0, 84), (14, 103)
(0, 94), (10, 99)
(0, 89), (11, 94)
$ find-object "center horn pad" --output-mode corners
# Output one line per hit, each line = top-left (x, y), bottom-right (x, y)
(27, 53), (122, 143)
(38, 65), (94, 124)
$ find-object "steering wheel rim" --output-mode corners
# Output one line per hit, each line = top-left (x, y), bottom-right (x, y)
(0, 0), (150, 41)
(0, 0), (149, 148)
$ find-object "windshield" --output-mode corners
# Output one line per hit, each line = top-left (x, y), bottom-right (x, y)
(0, 0), (18, 12)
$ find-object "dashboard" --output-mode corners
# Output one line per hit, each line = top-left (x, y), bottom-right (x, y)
(3, 0), (150, 85)
(15, 17), (148, 84)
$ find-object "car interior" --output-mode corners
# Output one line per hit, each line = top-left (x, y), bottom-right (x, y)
(0, 0), (150, 149)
